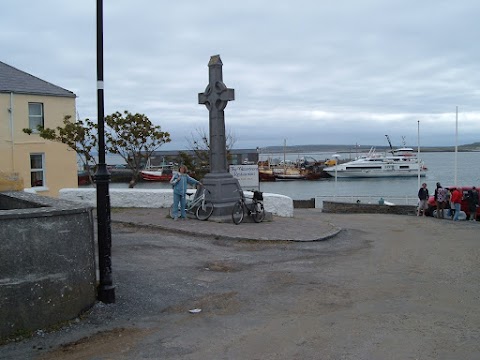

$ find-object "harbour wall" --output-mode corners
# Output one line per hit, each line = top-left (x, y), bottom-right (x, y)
(322, 201), (416, 215)
(293, 198), (315, 208)
(0, 192), (96, 341)
(59, 188), (295, 218)
(59, 189), (417, 216)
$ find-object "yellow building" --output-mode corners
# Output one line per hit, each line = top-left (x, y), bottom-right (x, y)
(0, 61), (78, 197)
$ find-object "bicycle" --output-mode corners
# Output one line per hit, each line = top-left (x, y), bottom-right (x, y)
(170, 186), (214, 221)
(231, 189), (265, 224)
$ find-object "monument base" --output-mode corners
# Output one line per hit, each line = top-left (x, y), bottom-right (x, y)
(201, 172), (242, 219)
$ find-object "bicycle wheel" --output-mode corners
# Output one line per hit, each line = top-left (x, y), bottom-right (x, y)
(231, 201), (244, 225)
(252, 201), (265, 223)
(186, 207), (196, 219)
(184, 197), (195, 218)
(196, 201), (214, 220)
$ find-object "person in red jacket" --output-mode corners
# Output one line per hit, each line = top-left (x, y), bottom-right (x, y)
(450, 187), (463, 221)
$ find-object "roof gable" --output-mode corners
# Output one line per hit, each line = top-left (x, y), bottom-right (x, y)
(0, 61), (76, 98)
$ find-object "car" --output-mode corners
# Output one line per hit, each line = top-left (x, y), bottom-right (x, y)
(426, 186), (480, 220)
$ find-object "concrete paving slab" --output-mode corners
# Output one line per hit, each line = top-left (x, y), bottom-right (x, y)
(110, 208), (342, 242)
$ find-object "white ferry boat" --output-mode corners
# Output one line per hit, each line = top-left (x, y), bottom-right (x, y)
(323, 146), (427, 178)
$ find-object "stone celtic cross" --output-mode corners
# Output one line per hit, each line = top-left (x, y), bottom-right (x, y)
(197, 55), (241, 219)
(198, 54), (234, 173)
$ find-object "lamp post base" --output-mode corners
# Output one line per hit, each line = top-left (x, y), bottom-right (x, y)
(98, 285), (116, 304)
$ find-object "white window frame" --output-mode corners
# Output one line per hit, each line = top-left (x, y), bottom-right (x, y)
(30, 153), (47, 190)
(28, 102), (44, 132)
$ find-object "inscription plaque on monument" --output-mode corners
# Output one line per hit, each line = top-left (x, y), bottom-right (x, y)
(198, 55), (241, 219)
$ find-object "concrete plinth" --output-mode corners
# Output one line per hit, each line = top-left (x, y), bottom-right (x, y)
(202, 172), (242, 219)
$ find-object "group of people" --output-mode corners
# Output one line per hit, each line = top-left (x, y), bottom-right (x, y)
(417, 182), (479, 221)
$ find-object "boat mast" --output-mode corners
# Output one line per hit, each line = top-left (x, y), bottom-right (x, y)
(417, 120), (421, 189)
(454, 106), (458, 186)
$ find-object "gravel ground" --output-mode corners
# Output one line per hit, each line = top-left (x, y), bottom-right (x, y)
(1, 213), (479, 360)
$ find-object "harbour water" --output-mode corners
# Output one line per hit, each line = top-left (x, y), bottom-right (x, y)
(107, 152), (480, 201)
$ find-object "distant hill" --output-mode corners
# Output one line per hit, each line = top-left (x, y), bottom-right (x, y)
(262, 142), (480, 154)
(459, 142), (480, 151)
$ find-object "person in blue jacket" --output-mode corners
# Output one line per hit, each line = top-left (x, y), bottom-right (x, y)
(169, 165), (202, 220)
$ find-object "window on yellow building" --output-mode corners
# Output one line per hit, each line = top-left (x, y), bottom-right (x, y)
(28, 102), (44, 131)
(30, 153), (45, 187)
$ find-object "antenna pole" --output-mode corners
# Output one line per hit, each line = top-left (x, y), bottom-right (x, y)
(454, 106), (458, 186)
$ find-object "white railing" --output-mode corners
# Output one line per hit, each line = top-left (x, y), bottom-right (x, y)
(315, 195), (418, 209)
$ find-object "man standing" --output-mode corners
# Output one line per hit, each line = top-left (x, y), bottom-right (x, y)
(417, 183), (429, 216)
(466, 186), (478, 221)
(451, 187), (463, 221)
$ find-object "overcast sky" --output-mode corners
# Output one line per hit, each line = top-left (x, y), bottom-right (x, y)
(2, 0), (479, 150)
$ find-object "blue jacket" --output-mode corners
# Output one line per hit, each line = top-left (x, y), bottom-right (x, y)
(170, 173), (199, 196)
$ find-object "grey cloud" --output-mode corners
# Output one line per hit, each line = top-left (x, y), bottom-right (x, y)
(2, 0), (479, 151)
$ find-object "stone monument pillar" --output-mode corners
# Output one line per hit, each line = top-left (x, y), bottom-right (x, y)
(198, 55), (241, 219)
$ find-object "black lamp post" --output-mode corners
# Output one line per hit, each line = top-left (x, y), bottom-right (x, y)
(95, 0), (115, 303)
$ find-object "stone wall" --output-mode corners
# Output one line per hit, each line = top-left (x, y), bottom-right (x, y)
(0, 192), (96, 340)
(293, 198), (315, 208)
(322, 201), (416, 215)
(59, 188), (294, 218)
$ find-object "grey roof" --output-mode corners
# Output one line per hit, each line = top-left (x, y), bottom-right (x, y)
(0, 61), (76, 98)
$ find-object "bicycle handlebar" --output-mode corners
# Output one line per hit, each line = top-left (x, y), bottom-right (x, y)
(233, 188), (263, 202)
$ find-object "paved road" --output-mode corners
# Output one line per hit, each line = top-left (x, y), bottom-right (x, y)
(1, 210), (479, 360)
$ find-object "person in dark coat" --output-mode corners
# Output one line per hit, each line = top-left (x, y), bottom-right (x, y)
(417, 183), (429, 216)
(466, 186), (478, 221)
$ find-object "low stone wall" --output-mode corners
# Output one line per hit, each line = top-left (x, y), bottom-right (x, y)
(293, 198), (315, 208)
(59, 188), (294, 217)
(0, 192), (96, 340)
(322, 201), (416, 215)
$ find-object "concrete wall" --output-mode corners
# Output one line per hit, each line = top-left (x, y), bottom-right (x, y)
(0, 192), (96, 340)
(322, 200), (416, 215)
(59, 188), (294, 218)
(293, 198), (315, 208)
